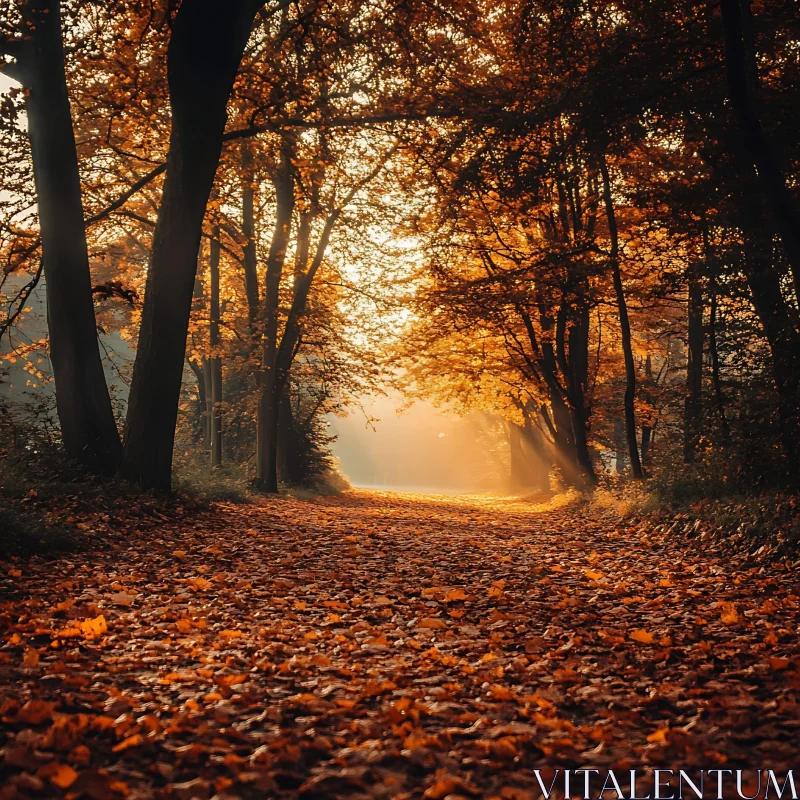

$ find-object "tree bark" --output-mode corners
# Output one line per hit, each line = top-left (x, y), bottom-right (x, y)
(122, 0), (260, 490)
(684, 274), (704, 462)
(208, 230), (223, 468)
(241, 144), (260, 336)
(18, 0), (121, 474)
(255, 146), (295, 492)
(276, 388), (292, 484)
(708, 279), (731, 445)
(560, 305), (596, 485)
(742, 224), (800, 480)
(719, 0), (800, 302)
(640, 354), (654, 467)
(600, 156), (643, 478)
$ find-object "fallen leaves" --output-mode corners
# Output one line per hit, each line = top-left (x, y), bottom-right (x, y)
(718, 601), (740, 624)
(38, 761), (78, 789)
(1, 490), (798, 798)
(417, 617), (447, 629)
(14, 699), (56, 725)
(80, 615), (108, 639)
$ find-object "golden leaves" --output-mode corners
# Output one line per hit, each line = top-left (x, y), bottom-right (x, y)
(718, 601), (739, 624)
(629, 628), (655, 644)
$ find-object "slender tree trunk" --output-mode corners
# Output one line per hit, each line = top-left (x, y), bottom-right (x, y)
(256, 146), (294, 492)
(600, 156), (643, 478)
(641, 354), (654, 467)
(262, 208), (340, 489)
(187, 356), (208, 445)
(708, 279), (731, 444)
(241, 144), (260, 336)
(614, 419), (626, 474)
(208, 230), (223, 468)
(537, 318), (576, 479)
(17, 0), (121, 474)
(122, 0), (260, 491)
(720, 0), (800, 301)
(684, 275), (704, 462)
(564, 306), (597, 485)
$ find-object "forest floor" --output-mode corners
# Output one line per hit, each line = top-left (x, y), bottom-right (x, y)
(0, 489), (798, 799)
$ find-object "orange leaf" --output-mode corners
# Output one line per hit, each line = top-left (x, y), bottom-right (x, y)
(80, 615), (107, 640)
(769, 656), (792, 671)
(418, 617), (446, 629)
(718, 601), (739, 624)
(112, 734), (144, 753)
(38, 762), (78, 789)
(630, 628), (655, 644)
(16, 699), (55, 725)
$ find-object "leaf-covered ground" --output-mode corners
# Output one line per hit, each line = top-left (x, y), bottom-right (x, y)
(1, 490), (798, 799)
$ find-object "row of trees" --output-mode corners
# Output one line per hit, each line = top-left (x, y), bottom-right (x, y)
(1, 0), (799, 493)
(398, 0), (800, 491)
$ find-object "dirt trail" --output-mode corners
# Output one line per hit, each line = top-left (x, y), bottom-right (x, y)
(1, 490), (797, 798)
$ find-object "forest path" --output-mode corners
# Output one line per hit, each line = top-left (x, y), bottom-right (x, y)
(1, 489), (798, 798)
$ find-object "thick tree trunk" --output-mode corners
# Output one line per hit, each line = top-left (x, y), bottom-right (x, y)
(742, 225), (800, 480)
(684, 276), (704, 462)
(720, 0), (800, 302)
(19, 0), (121, 474)
(208, 231), (223, 468)
(122, 0), (260, 490)
(255, 147), (294, 492)
(601, 156), (643, 478)
(276, 388), (292, 485)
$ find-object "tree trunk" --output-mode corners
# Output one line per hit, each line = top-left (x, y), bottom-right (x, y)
(564, 306), (596, 485)
(684, 275), (704, 462)
(719, 0), (800, 302)
(742, 224), (800, 480)
(122, 0), (260, 491)
(187, 356), (208, 446)
(276, 388), (292, 485)
(241, 143), (260, 336)
(708, 279), (731, 444)
(640, 354), (654, 467)
(600, 156), (643, 478)
(208, 230), (223, 468)
(262, 207), (340, 490)
(255, 146), (294, 492)
(614, 419), (626, 474)
(18, 0), (121, 474)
